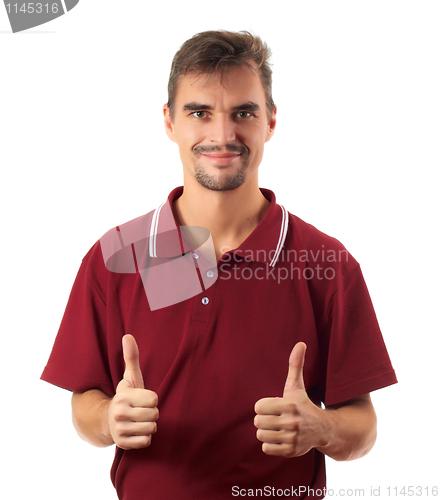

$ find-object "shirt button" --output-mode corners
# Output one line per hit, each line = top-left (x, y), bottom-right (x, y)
(192, 253), (199, 259)
(201, 297), (209, 305)
(206, 270), (214, 278)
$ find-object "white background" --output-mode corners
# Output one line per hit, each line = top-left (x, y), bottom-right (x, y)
(1, 1), (439, 498)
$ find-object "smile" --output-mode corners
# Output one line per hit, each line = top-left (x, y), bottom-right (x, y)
(201, 153), (241, 164)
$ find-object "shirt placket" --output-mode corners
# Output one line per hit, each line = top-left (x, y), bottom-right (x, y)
(189, 248), (218, 324)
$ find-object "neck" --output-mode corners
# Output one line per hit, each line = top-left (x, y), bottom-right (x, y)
(172, 176), (270, 260)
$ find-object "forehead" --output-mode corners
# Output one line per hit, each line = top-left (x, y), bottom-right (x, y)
(174, 65), (266, 108)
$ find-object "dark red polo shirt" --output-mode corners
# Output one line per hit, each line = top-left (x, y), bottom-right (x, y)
(41, 186), (397, 500)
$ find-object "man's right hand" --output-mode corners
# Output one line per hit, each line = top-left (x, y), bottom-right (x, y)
(108, 334), (159, 450)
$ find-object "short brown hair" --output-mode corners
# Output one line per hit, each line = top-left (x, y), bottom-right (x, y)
(167, 30), (275, 120)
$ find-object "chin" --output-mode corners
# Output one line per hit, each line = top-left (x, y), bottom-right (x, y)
(195, 170), (247, 192)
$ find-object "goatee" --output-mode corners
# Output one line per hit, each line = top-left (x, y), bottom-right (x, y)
(192, 143), (249, 192)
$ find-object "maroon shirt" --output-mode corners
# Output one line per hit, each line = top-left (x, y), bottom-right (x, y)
(41, 186), (397, 499)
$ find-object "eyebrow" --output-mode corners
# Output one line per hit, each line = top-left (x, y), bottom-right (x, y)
(183, 102), (260, 112)
(183, 103), (213, 111)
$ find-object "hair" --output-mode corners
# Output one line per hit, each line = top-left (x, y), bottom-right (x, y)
(167, 30), (275, 121)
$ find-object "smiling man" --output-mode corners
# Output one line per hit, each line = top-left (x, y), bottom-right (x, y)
(41, 31), (397, 499)
(164, 60), (276, 261)
(168, 66), (270, 192)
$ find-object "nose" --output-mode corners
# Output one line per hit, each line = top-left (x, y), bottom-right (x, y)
(209, 113), (236, 145)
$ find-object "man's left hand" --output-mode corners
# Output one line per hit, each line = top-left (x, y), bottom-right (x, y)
(254, 342), (329, 458)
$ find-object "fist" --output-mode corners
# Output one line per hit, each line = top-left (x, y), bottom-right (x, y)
(254, 342), (326, 458)
(108, 334), (159, 450)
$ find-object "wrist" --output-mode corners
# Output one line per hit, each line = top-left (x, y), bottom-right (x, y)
(98, 397), (114, 446)
(314, 406), (336, 455)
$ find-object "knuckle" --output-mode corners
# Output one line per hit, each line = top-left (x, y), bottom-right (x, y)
(287, 432), (298, 447)
(285, 401), (299, 414)
(149, 391), (159, 407)
(112, 421), (127, 437)
(112, 393), (125, 406)
(114, 437), (130, 450)
(141, 435), (152, 448)
(112, 406), (127, 422)
(284, 419), (299, 432)
(116, 379), (130, 394)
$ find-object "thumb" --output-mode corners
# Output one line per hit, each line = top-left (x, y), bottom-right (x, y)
(122, 334), (145, 389)
(283, 342), (307, 397)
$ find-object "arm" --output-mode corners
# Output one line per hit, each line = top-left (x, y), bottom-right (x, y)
(72, 389), (113, 448)
(71, 335), (159, 450)
(319, 393), (377, 461)
(254, 342), (377, 461)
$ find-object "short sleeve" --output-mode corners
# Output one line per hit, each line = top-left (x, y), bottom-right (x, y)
(321, 264), (397, 406)
(40, 242), (115, 397)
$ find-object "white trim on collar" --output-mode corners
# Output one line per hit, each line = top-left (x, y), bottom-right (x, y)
(269, 204), (288, 267)
(149, 199), (289, 266)
(149, 201), (166, 258)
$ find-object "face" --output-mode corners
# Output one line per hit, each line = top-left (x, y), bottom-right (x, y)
(163, 64), (276, 192)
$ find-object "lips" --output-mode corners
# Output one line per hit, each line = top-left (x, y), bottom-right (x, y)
(203, 153), (241, 159)
(201, 153), (241, 164)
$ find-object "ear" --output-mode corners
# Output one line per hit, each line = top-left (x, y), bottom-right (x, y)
(265, 106), (277, 143)
(163, 104), (177, 143)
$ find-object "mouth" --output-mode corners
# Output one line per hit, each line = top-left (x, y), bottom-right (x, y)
(201, 153), (242, 165)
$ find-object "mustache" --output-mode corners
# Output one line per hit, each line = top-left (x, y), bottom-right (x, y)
(193, 143), (248, 155)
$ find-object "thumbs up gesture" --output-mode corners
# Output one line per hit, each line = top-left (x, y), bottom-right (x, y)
(108, 335), (159, 450)
(254, 342), (327, 458)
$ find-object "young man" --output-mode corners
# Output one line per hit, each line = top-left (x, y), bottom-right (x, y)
(41, 31), (397, 499)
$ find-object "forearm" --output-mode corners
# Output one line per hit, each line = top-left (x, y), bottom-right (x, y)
(71, 389), (114, 448)
(317, 395), (377, 461)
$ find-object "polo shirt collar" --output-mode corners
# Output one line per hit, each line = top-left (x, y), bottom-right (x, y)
(149, 186), (288, 268)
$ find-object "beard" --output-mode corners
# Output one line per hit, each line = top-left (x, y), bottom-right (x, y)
(194, 163), (248, 191)
(192, 143), (250, 192)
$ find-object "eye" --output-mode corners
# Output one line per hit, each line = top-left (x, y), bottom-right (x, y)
(191, 111), (208, 118)
(236, 111), (252, 119)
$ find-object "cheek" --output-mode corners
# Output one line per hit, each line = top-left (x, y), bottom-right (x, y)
(245, 134), (264, 157)
(176, 127), (204, 152)
(241, 124), (267, 148)
(244, 135), (266, 170)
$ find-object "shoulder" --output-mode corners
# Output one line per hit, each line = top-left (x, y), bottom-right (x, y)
(100, 211), (155, 269)
(79, 208), (157, 285)
(286, 212), (349, 252)
(282, 212), (358, 275)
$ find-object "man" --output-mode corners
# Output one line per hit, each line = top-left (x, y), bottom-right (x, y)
(41, 30), (397, 499)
